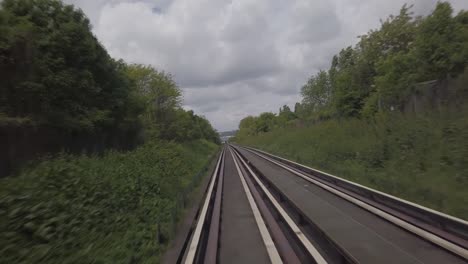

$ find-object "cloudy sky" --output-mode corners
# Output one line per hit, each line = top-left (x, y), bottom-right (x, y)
(64, 0), (467, 131)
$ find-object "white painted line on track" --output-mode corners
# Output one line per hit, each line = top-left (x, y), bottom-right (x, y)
(232, 147), (328, 264)
(228, 147), (283, 264)
(184, 149), (224, 264)
(247, 146), (468, 226)
(244, 147), (468, 260)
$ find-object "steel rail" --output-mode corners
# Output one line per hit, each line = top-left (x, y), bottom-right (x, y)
(228, 147), (283, 263)
(205, 147), (225, 263)
(230, 146), (303, 264)
(242, 146), (468, 236)
(239, 146), (468, 260)
(230, 146), (328, 264)
(184, 148), (224, 264)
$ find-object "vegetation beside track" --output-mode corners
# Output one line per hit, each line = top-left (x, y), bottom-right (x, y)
(0, 139), (218, 263)
(0, 1), (222, 262)
(0, 0), (220, 177)
(233, 2), (468, 220)
(234, 111), (468, 219)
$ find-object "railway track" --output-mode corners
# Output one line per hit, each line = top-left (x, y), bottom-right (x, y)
(173, 144), (468, 264)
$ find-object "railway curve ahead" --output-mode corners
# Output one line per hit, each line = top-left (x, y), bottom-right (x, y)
(171, 144), (468, 264)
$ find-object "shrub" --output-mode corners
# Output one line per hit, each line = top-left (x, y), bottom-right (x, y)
(0, 140), (218, 263)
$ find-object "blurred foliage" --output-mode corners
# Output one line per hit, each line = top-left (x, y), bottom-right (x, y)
(124, 64), (220, 144)
(0, 0), (135, 132)
(0, 139), (218, 263)
(0, 0), (220, 145)
(233, 2), (468, 219)
(0, 1), (221, 262)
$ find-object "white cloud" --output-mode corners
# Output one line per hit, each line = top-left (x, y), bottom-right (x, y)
(64, 0), (468, 131)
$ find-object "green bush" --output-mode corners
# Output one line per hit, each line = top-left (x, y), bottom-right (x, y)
(0, 140), (218, 263)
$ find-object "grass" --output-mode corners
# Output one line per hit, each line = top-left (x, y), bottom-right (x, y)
(0, 139), (218, 263)
(235, 111), (468, 220)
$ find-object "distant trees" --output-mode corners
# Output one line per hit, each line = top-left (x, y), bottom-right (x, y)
(0, 0), (219, 146)
(124, 64), (220, 143)
(301, 70), (332, 117)
(166, 109), (221, 143)
(236, 111), (287, 138)
(234, 2), (468, 140)
(300, 2), (468, 117)
(124, 64), (181, 139)
(278, 105), (296, 124)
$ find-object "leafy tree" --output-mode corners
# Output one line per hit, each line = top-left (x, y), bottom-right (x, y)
(238, 116), (257, 136)
(237, 1), (468, 133)
(125, 64), (219, 144)
(0, 0), (221, 174)
(255, 112), (276, 133)
(279, 105), (294, 118)
(301, 70), (332, 111)
(0, 0), (138, 132)
(374, 2), (468, 111)
(294, 102), (302, 114)
(412, 2), (468, 80)
(277, 105), (297, 127)
(327, 6), (418, 117)
(358, 5), (417, 114)
(125, 64), (182, 138)
(329, 47), (364, 117)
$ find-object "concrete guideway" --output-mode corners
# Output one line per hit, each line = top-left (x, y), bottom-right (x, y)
(179, 145), (330, 263)
(235, 145), (468, 264)
(175, 144), (468, 263)
(180, 146), (278, 264)
(231, 147), (328, 264)
(217, 148), (274, 263)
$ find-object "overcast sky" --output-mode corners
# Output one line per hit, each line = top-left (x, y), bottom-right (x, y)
(64, 0), (467, 131)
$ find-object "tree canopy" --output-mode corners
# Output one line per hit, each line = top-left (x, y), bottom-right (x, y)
(298, 2), (468, 118)
(124, 64), (220, 143)
(234, 2), (468, 139)
(0, 0), (134, 132)
(0, 0), (220, 146)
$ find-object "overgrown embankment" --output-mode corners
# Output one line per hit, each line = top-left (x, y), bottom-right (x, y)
(235, 111), (468, 220)
(0, 1), (220, 177)
(0, 140), (218, 263)
(233, 2), (468, 220)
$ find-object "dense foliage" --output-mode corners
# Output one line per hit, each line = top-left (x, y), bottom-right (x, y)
(298, 3), (468, 119)
(0, 0), (219, 144)
(0, 140), (218, 263)
(235, 2), (468, 137)
(0, 0), (134, 132)
(235, 112), (468, 219)
(125, 64), (220, 143)
(0, 1), (222, 262)
(233, 2), (468, 219)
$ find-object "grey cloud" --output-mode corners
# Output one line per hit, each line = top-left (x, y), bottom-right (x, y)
(63, 0), (468, 131)
(287, 1), (342, 44)
(188, 90), (301, 130)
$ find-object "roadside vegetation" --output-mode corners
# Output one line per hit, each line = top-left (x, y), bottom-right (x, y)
(0, 0), (220, 176)
(233, 2), (468, 219)
(0, 140), (217, 263)
(0, 0), (220, 262)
